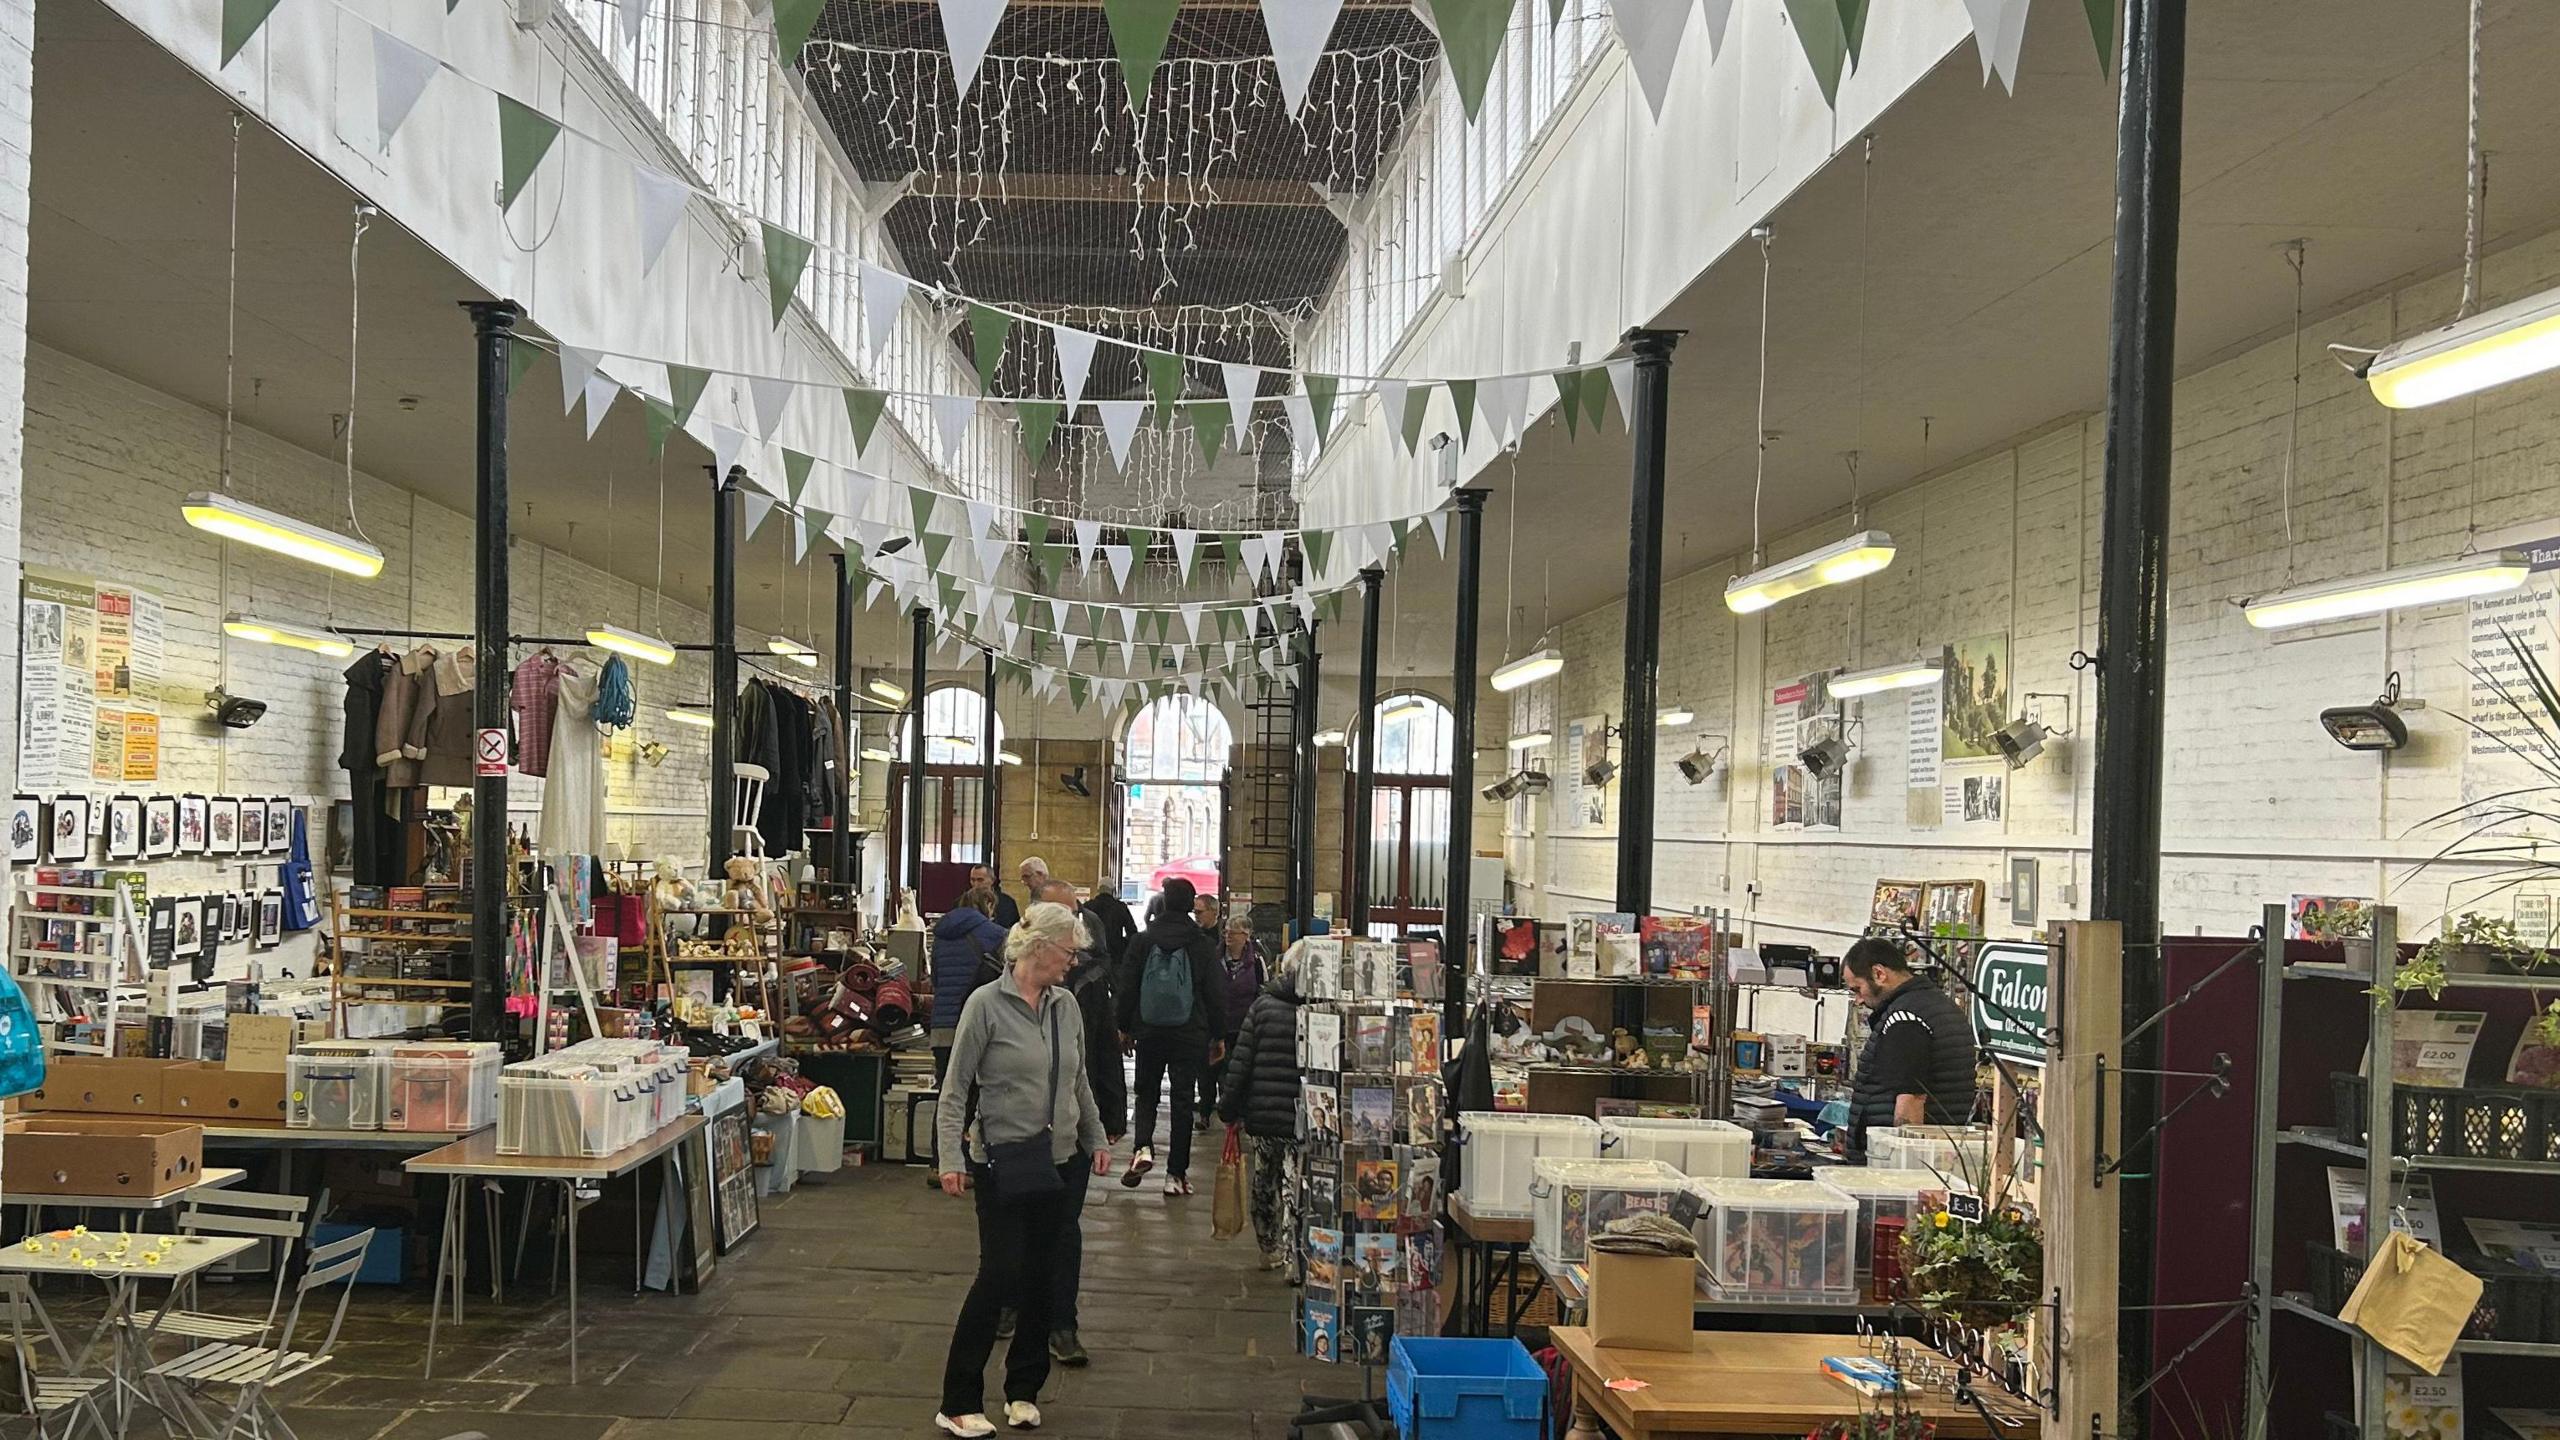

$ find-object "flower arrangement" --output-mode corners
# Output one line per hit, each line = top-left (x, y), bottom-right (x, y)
(1896, 1202), (2043, 1334)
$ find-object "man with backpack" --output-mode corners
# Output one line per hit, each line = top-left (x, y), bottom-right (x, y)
(1114, 876), (1225, 1195)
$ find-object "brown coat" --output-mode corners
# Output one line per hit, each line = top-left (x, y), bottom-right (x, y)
(376, 649), (437, 788)
(419, 648), (478, 789)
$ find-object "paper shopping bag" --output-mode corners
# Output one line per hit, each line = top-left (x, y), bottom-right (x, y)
(1212, 1124), (1247, 1240)
(2339, 1230), (2482, 1374)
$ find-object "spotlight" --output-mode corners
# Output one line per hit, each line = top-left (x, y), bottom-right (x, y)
(1798, 733), (1852, 781)
(1482, 773), (1524, 803)
(1060, 765), (1091, 798)
(639, 741), (670, 767)
(1676, 747), (1724, 786)
(1583, 758), (1616, 788)
(2321, 673), (2421, 752)
(1518, 770), (1551, 794)
(205, 689), (268, 730)
(1991, 717), (2050, 770)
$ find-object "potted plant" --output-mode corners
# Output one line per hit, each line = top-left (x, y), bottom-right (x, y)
(1897, 1202), (2043, 1335)
(2303, 902), (2375, 968)
(2419, 912), (2538, 975)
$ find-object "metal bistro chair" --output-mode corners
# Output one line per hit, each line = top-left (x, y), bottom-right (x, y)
(143, 1227), (373, 1440)
(1, 1275), (114, 1440)
(140, 1190), (316, 1351)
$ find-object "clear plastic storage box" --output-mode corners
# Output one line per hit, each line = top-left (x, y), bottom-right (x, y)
(385, 1042), (502, 1133)
(1689, 1177), (1859, 1304)
(1865, 1124), (1995, 1182)
(1599, 1116), (1752, 1180)
(1815, 1167), (1969, 1273)
(1529, 1157), (1691, 1267)
(286, 1046), (392, 1130)
(496, 1039), (690, 1155)
(1456, 1113), (1602, 1219)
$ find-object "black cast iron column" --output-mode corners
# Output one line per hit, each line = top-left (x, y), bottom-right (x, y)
(709, 469), (738, 872)
(1442, 489), (1488, 1042)
(1292, 619), (1321, 936)
(462, 299), (518, 1045)
(2092, 0), (2185, 1409)
(831, 551), (856, 887)
(1615, 328), (1682, 918)
(1349, 566), (1384, 933)
(906, 607), (929, 904)
(981, 649), (999, 871)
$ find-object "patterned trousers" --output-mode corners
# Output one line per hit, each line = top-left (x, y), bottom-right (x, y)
(1248, 1135), (1298, 1262)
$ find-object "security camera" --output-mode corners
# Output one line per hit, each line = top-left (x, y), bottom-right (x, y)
(205, 689), (268, 730)
(1798, 733), (1852, 781)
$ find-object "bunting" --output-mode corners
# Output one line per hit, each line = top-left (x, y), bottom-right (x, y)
(495, 95), (562, 212)
(762, 223), (813, 325)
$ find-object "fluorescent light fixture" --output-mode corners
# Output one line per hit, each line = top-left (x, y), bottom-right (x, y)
(997, 750), (1024, 766)
(1506, 731), (1553, 752)
(1489, 648), (1564, 693)
(2361, 283), (2560, 409)
(867, 678), (909, 704)
(1313, 728), (1346, 747)
(946, 734), (977, 751)
(2242, 551), (2529, 630)
(221, 613), (354, 659)
(859, 746), (895, 763)
(1657, 707), (1695, 726)
(182, 491), (385, 578)
(767, 636), (820, 668)
(1724, 530), (1897, 614)
(587, 624), (677, 666)
(1831, 659), (1945, 697)
(664, 708), (714, 729)
(1382, 695), (1430, 723)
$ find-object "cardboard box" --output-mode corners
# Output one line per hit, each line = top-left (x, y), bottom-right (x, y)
(224, 1015), (297, 1073)
(163, 1062), (289, 1122)
(1586, 1249), (1697, 1353)
(5, 1117), (207, 1197)
(21, 1057), (179, 1114)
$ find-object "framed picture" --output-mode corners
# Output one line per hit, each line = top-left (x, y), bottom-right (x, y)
(239, 801), (266, 855)
(217, 894), (240, 942)
(105, 797), (141, 861)
(178, 795), (207, 855)
(709, 1108), (759, 1250)
(146, 897), (177, 968)
(255, 890), (284, 951)
(207, 798), (239, 856)
(172, 897), (204, 961)
(49, 794), (89, 862)
(1870, 880), (1927, 932)
(144, 796), (177, 858)
(266, 799), (293, 855)
(7, 796), (40, 864)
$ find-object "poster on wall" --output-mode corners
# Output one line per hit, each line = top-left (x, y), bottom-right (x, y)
(1767, 673), (1843, 831)
(1904, 676), (1943, 828)
(1562, 715), (1607, 831)
(2464, 521), (2560, 815)
(1940, 634), (2012, 761)
(16, 569), (164, 791)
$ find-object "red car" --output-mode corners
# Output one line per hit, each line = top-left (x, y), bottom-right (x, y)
(1148, 855), (1221, 898)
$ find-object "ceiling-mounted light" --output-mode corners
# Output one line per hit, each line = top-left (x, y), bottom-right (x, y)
(1657, 707), (1695, 727)
(2242, 551), (2528, 630)
(946, 734), (978, 751)
(1831, 659), (1944, 697)
(867, 678), (909, 705)
(183, 492), (385, 579)
(1506, 731), (1553, 752)
(1313, 728), (1346, 747)
(1724, 530), (1897, 615)
(1490, 648), (1564, 693)
(997, 750), (1024, 766)
(664, 708), (714, 729)
(2361, 283), (2560, 409)
(221, 613), (355, 659)
(1382, 695), (1430, 723)
(767, 636), (820, 668)
(587, 624), (677, 667)
(859, 745), (895, 763)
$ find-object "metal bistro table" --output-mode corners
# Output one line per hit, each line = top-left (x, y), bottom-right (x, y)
(0, 1232), (258, 1438)
(407, 1115), (705, 1384)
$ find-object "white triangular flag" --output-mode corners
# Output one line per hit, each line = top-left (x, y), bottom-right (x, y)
(1282, 393), (1319, 463)
(1047, 598), (1067, 634)
(1612, 0), (1697, 119)
(972, 534), (1006, 578)
(1179, 604), (1203, 644)
(1052, 326), (1100, 416)
(1116, 607), (1140, 643)
(1990, 0), (2031, 94)
(1701, 0), (1734, 56)
(749, 375), (794, 439)
(794, 509), (822, 561)
(1258, 0), (1343, 115)
(1102, 544), (1134, 590)
(1239, 534), (1267, 583)
(743, 491), (778, 539)
(632, 163), (690, 277)
(860, 263), (908, 357)
(1221, 362), (1261, 447)
(866, 578), (888, 611)
(964, 500), (996, 539)
(1363, 522), (1395, 569)
(841, 470), (878, 521)
(556, 345), (603, 418)
(1293, 588), (1316, 624)
(930, 394), (975, 464)
(619, 0), (647, 46)
(1607, 357), (1637, 426)
(1258, 531), (1287, 585)
(1000, 619), (1019, 651)
(1426, 509), (1450, 555)
(1376, 378), (1408, 433)
(1060, 632), (1080, 665)
(1170, 529), (1199, 580)
(371, 25), (440, 153)
(1223, 640), (1238, 670)
(1073, 519), (1102, 576)
(937, 0), (1007, 99)
(582, 373), (619, 439)
(1095, 400), (1146, 471)
(1116, 640), (1136, 673)
(1479, 374), (1531, 447)
(1032, 664), (1055, 696)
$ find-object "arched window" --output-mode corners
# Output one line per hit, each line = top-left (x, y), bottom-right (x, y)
(1348, 692), (1454, 939)
(1115, 694), (1233, 908)
(894, 686), (1006, 764)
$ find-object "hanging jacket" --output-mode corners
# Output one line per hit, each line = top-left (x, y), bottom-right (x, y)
(1218, 972), (1304, 1139)
(1846, 976), (1980, 1159)
(1215, 939), (1265, 1038)
(376, 649), (438, 788)
(1114, 911), (1225, 1050)
(1064, 944), (1127, 1142)
(929, 905), (1010, 1030)
(340, 650), (392, 776)
(419, 648), (478, 789)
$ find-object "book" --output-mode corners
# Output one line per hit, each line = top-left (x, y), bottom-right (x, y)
(1406, 1080), (1443, 1144)
(1301, 937), (1344, 999)
(1302, 1081), (1340, 1141)
(1352, 1014), (1392, 1071)
(1404, 1153), (1441, 1217)
(1347, 1306), (1394, 1366)
(1353, 1159), (1401, 1221)
(1642, 915), (1711, 978)
(1402, 939), (1443, 1002)
(1491, 917), (1542, 976)
(1303, 1157), (1339, 1219)
(1348, 1085), (1395, 1145)
(1301, 1300), (1339, 1362)
(1406, 1013), (1440, 1074)
(1821, 1355), (1903, 1397)
(1352, 1233), (1400, 1292)
(1303, 1012), (1342, 1072)
(1351, 941), (1398, 1000)
(1598, 932), (1642, 977)
(1305, 1227), (1342, 1290)
(1404, 1230), (1442, 1291)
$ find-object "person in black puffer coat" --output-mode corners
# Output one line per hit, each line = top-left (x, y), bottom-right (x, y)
(1218, 945), (1306, 1272)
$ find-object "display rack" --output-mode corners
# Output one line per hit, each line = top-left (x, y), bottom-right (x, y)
(647, 899), (782, 1030)
(8, 876), (148, 1055)
(2246, 901), (2560, 1440)
(328, 901), (474, 1033)
(1473, 913), (1731, 1122)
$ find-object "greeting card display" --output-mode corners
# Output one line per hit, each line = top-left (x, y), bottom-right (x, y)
(1294, 968), (1445, 1365)
(177, 796), (207, 854)
(239, 801), (266, 854)
(105, 797), (141, 861)
(144, 797), (176, 858)
(208, 798), (240, 856)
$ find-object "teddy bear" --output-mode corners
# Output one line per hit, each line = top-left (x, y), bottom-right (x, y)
(722, 855), (771, 918)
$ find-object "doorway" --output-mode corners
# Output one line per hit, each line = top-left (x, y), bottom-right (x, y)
(1115, 694), (1234, 917)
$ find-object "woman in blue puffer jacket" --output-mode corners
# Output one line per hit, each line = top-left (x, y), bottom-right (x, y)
(930, 885), (1010, 1081)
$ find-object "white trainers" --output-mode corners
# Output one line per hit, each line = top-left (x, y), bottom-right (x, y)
(1164, 1175), (1195, 1196)
(1004, 1401), (1043, 1430)
(1119, 1146), (1154, 1188)
(934, 1414), (996, 1438)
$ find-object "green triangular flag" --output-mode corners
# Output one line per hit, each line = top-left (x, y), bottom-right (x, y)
(1069, 675), (1089, 710)
(780, 449), (815, 502)
(1082, 605), (1107, 637)
(1553, 370), (1582, 439)
(844, 388), (887, 453)
(1399, 385), (1434, 455)
(1103, 0), (1182, 110)
(799, 509), (834, 554)
(1447, 378), (1477, 448)
(1423, 0), (1510, 121)
(1323, 592), (1345, 623)
(2085, 0), (2114, 73)
(1219, 534), (1244, 573)
(495, 94), (563, 212)
(910, 486), (939, 536)
(668, 365), (712, 428)
(937, 576), (960, 613)
(1781, 0), (1849, 107)
(1580, 366), (1609, 432)
(221, 0), (285, 66)
(1023, 514), (1050, 550)
(1390, 519), (1412, 553)
(1028, 633), (1047, 662)
(968, 304), (1012, 391)
(1305, 374), (1340, 445)
(1837, 0), (1869, 65)
(1185, 402), (1224, 469)
(1144, 351), (1185, 422)
(507, 338), (540, 393)
(641, 397), (680, 460)
(1033, 543), (1065, 587)
(770, 0), (825, 65)
(1304, 529), (1334, 575)
(762, 223), (814, 326)
(1545, 0), (1568, 26)
(1125, 527), (1154, 563)
(921, 533), (953, 574)
(1016, 400), (1061, 466)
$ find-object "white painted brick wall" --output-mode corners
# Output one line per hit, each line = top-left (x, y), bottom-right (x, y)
(1514, 229), (2560, 947)
(0, 0), (31, 804)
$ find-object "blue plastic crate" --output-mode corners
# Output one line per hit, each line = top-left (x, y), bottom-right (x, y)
(312, 1223), (405, 1285)
(1386, 1336), (1546, 1440)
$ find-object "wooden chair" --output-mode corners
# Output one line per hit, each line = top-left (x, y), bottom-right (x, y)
(143, 1227), (372, 1440)
(140, 1190), (316, 1349)
(1, 1274), (115, 1440)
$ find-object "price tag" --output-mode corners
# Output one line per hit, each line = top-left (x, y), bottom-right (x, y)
(1947, 1191), (1988, 1225)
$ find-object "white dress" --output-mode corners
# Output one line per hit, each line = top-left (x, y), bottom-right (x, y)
(539, 666), (607, 858)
